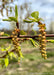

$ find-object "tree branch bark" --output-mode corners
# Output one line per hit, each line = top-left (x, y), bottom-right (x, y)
(0, 34), (54, 39)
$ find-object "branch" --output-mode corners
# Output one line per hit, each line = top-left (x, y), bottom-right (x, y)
(0, 34), (54, 39)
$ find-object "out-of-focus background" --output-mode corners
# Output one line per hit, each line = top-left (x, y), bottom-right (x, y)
(0, 0), (54, 75)
(0, 0), (54, 33)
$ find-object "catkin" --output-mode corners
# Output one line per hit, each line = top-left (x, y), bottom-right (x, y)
(38, 23), (47, 59)
(11, 28), (22, 62)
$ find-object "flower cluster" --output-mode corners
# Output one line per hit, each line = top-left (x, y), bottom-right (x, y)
(38, 23), (47, 59)
(11, 28), (23, 63)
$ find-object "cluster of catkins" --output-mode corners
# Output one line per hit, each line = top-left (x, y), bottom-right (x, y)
(11, 28), (23, 63)
(38, 23), (47, 59)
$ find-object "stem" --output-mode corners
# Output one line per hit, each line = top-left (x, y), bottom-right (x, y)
(0, 34), (54, 39)
(16, 22), (19, 28)
(16, 22), (20, 37)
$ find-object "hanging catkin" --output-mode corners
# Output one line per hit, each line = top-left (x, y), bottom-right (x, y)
(11, 28), (23, 63)
(38, 23), (47, 59)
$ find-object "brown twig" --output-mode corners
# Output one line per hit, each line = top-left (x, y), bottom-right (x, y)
(0, 34), (54, 39)
(16, 22), (20, 37)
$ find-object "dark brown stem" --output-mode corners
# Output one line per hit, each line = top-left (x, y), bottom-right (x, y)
(16, 22), (19, 28)
(38, 21), (42, 24)
(16, 22), (20, 37)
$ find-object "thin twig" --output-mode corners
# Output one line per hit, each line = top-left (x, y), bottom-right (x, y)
(0, 34), (54, 39)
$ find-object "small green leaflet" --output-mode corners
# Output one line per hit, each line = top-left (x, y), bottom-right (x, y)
(15, 5), (18, 19)
(18, 46), (21, 50)
(31, 11), (39, 19)
(28, 17), (35, 20)
(3, 17), (17, 22)
(3, 19), (11, 21)
(4, 58), (9, 67)
(23, 20), (33, 23)
(1, 45), (11, 52)
(28, 17), (38, 22)
(3, 5), (18, 22)
(29, 38), (39, 47)
(9, 52), (17, 59)
(23, 11), (44, 23)
(6, 45), (11, 51)
(19, 51), (24, 58)
(48, 40), (54, 43)
(3, 33), (10, 36)
(9, 17), (17, 22)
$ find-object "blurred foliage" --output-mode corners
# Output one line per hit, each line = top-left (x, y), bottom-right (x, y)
(3, 5), (18, 22)
(31, 11), (39, 19)
(3, 33), (10, 36)
(47, 40), (54, 43)
(30, 30), (37, 35)
(24, 11), (44, 23)
(47, 52), (54, 58)
(20, 30), (27, 35)
(42, 72), (54, 75)
(0, 45), (17, 67)
(29, 38), (39, 47)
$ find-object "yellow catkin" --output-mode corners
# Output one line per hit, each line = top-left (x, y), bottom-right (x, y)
(11, 28), (22, 63)
(38, 23), (47, 59)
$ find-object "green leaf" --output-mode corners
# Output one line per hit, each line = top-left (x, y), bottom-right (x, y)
(3, 33), (10, 36)
(28, 17), (35, 20)
(19, 51), (24, 58)
(15, 5), (18, 19)
(3, 19), (12, 21)
(28, 17), (38, 22)
(9, 17), (17, 22)
(9, 53), (13, 59)
(6, 45), (11, 51)
(9, 52), (16, 59)
(12, 53), (17, 58)
(31, 11), (39, 19)
(48, 40), (54, 43)
(23, 20), (33, 23)
(29, 38), (39, 47)
(18, 46), (21, 50)
(4, 58), (9, 67)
